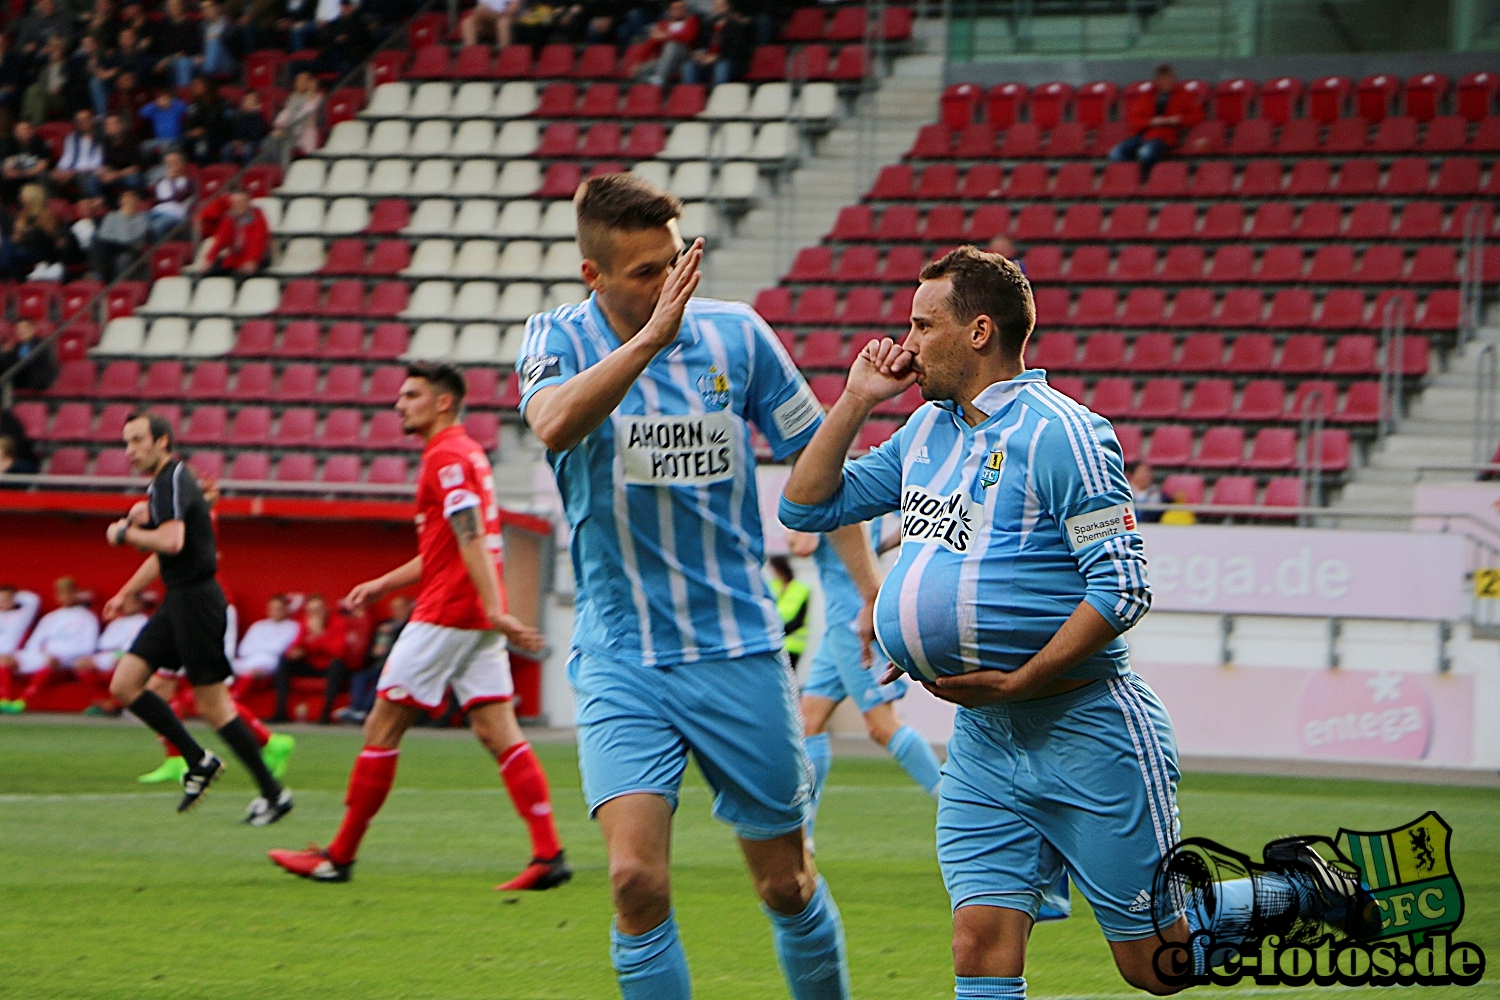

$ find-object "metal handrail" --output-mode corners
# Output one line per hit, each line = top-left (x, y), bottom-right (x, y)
(1377, 291), (1407, 442)
(1475, 344), (1497, 468)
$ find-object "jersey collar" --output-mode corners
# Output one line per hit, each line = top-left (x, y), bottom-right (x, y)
(938, 369), (1048, 424)
(586, 291), (701, 357)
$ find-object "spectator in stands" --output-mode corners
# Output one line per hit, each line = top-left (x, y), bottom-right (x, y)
(683, 0), (752, 87)
(333, 593), (411, 725)
(270, 593), (347, 724)
(107, 68), (152, 118)
(0, 435), (19, 479)
(85, 32), (124, 118)
(89, 188), (149, 280)
(139, 87), (188, 156)
(312, 0), (371, 78)
(146, 148), (193, 237)
(0, 319), (59, 389)
(228, 594), (301, 696)
(52, 108), (105, 199)
(96, 111), (141, 197)
(1109, 62), (1203, 182)
(0, 34), (31, 116)
(221, 90), (269, 164)
(13, 0), (73, 59)
(269, 70), (322, 157)
(461, 0), (519, 49)
(0, 120), (51, 206)
(198, 0), (242, 80)
(1127, 461), (1162, 524)
(196, 187), (268, 276)
(0, 576), (99, 712)
(0, 585), (41, 660)
(114, 30), (154, 97)
(282, 0), (320, 52)
(1, 182), (80, 280)
(640, 0), (700, 87)
(181, 76), (231, 165)
(21, 36), (79, 124)
(0, 407), (39, 472)
(153, 0), (203, 90)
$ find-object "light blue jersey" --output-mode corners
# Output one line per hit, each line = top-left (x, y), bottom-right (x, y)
(810, 528), (870, 634)
(780, 370), (1150, 682)
(520, 293), (824, 668)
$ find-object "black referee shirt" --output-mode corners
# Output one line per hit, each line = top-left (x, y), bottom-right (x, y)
(146, 458), (218, 589)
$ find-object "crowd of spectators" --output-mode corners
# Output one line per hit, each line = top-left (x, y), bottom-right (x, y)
(0, 573), (418, 721)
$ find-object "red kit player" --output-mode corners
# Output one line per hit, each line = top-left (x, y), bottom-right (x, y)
(269, 362), (570, 889)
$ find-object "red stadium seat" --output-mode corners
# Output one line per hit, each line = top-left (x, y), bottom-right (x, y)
(1088, 378), (1133, 418)
(1294, 202), (1343, 240)
(276, 454), (316, 482)
(274, 321), (320, 357)
(46, 358), (96, 396)
(1334, 159), (1381, 195)
(321, 280), (366, 317)
(840, 288), (885, 325)
(1316, 289), (1368, 329)
(1308, 75), (1351, 122)
(574, 44), (618, 78)
(1414, 289), (1461, 330)
(1370, 115), (1418, 152)
(533, 44), (575, 78)
(322, 365), (365, 403)
(1306, 245), (1353, 283)
(753, 288), (791, 324)
(874, 205), (919, 241)
(319, 238), (366, 276)
(276, 407), (317, 446)
(1151, 203), (1198, 240)
(1077, 331), (1126, 370)
(1193, 427), (1245, 470)
(986, 83), (1026, 129)
(1167, 288), (1214, 328)
(1205, 245), (1254, 282)
(1183, 379), (1233, 420)
(827, 6), (868, 41)
(794, 331), (842, 369)
(369, 456), (409, 485)
(745, 46), (787, 82)
(1053, 162), (1098, 198)
(180, 405), (228, 446)
(966, 204), (1010, 241)
(1259, 76), (1303, 124)
(36, 402), (85, 440)
(1406, 245), (1456, 283)
(1266, 291), (1315, 330)
(1064, 246), (1108, 283)
(227, 406), (273, 446)
(907, 123), (952, 158)
(1120, 289), (1165, 327)
(827, 205), (873, 241)
(997, 122), (1041, 158)
(1075, 80), (1118, 128)
(783, 7), (825, 41)
(1135, 378), (1183, 419)
(1045, 122), (1087, 158)
(368, 411), (418, 449)
(1225, 335), (1275, 374)
(1126, 333), (1175, 372)
(622, 83), (663, 117)
(1107, 204), (1149, 240)
(321, 408), (363, 447)
(1032, 288), (1070, 326)
(1237, 383), (1291, 425)
(278, 363), (320, 402)
(139, 360), (184, 399)
(453, 45), (497, 79)
(1199, 203), (1244, 241)
(1029, 81), (1074, 130)
(940, 83), (982, 129)
(1178, 334), (1225, 372)
(1345, 201), (1392, 239)
(1004, 162), (1049, 199)
(98, 359), (142, 397)
(406, 45), (452, 80)
(1229, 118), (1275, 158)
(228, 362), (274, 400)
(1216, 288), (1266, 328)
(922, 204), (967, 241)
(1244, 428), (1298, 471)
(868, 164), (915, 200)
(879, 246), (925, 283)
(1273, 118), (1321, 155)
(1117, 245), (1161, 283)
(1145, 425), (1192, 466)
(1047, 376), (1084, 402)
(1333, 382), (1382, 423)
(228, 452), (271, 481)
(1027, 332), (1076, 370)
(915, 164), (959, 199)
(957, 164), (1003, 200)
(1058, 204), (1103, 240)
(1353, 245), (1406, 284)
(366, 199), (411, 235)
(1356, 73), (1400, 122)
(1275, 334), (1327, 374)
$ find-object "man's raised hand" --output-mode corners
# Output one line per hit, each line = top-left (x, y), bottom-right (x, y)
(845, 337), (917, 409)
(642, 237), (704, 351)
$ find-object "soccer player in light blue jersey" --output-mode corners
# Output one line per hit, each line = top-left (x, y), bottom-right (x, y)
(786, 523), (943, 851)
(518, 174), (868, 1000)
(779, 246), (1187, 997)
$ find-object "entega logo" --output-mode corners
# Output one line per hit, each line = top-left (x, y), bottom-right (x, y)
(1151, 813), (1485, 988)
(900, 487), (973, 553)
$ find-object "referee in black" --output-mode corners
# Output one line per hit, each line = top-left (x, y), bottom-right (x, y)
(104, 412), (293, 824)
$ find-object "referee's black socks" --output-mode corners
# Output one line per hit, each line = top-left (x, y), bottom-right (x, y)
(217, 717), (283, 799)
(128, 691), (207, 763)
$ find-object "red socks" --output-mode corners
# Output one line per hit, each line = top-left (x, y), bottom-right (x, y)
(235, 701), (271, 747)
(499, 742), (562, 860)
(327, 746), (400, 865)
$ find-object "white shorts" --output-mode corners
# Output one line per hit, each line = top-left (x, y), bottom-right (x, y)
(376, 620), (513, 712)
(14, 650), (53, 674)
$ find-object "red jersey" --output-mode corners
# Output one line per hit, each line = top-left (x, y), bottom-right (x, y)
(412, 424), (505, 631)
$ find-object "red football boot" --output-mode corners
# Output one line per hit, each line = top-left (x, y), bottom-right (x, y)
(269, 845), (353, 882)
(496, 851), (573, 892)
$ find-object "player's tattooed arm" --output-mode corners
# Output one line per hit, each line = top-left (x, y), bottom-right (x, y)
(449, 506), (482, 545)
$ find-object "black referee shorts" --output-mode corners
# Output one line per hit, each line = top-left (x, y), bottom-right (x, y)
(128, 580), (234, 687)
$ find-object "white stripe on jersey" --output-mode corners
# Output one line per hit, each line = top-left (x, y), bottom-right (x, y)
(1017, 411), (1049, 550)
(1026, 385), (1109, 498)
(636, 375), (700, 662)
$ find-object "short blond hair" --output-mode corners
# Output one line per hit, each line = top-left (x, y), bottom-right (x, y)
(574, 173), (682, 270)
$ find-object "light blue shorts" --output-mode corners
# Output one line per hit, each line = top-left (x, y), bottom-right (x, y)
(569, 649), (812, 840)
(801, 624), (908, 713)
(937, 674), (1181, 942)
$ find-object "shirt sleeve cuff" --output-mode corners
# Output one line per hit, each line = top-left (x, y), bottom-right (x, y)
(778, 494), (841, 532)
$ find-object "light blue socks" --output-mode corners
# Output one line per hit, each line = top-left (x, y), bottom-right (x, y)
(887, 724), (942, 797)
(803, 731), (832, 844)
(611, 911), (692, 1000)
(956, 975), (1026, 998)
(764, 875), (851, 1000)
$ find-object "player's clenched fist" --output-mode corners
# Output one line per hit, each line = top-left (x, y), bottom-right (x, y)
(845, 337), (918, 408)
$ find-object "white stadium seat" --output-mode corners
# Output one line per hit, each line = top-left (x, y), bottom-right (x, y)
(455, 240), (502, 277)
(452, 120), (496, 156)
(404, 239), (455, 277)
(497, 199), (541, 237)
(367, 120), (411, 155)
(323, 197), (370, 234)
(405, 199), (456, 235)
(368, 159), (413, 195)
(497, 324), (526, 365)
(799, 82), (838, 122)
(495, 282), (543, 321)
(231, 277), (281, 316)
(716, 122), (755, 159)
(142, 317), (190, 354)
(495, 81), (538, 117)
(136, 276), (191, 315)
(539, 200), (576, 238)
(186, 277), (235, 316)
(718, 161), (760, 201)
(678, 201), (713, 241)
(94, 317), (145, 353)
(453, 200), (499, 236)
(278, 158), (326, 195)
(496, 160), (541, 197)
(454, 159), (498, 196)
(660, 121), (710, 160)
(750, 122), (795, 162)
(701, 82), (750, 120)
(451, 82), (496, 118)
(669, 161), (712, 200)
(185, 318), (234, 356)
(410, 159), (454, 196)
(321, 120), (368, 155)
(453, 281), (500, 320)
(271, 237), (325, 275)
(364, 82), (411, 117)
(324, 159), (368, 195)
(408, 82), (453, 118)
(251, 197), (281, 231)
(545, 283), (587, 310)
(495, 120), (539, 157)
(495, 240), (540, 278)
(629, 160), (671, 190)
(277, 197), (325, 235)
(540, 241), (582, 280)
(403, 282), (455, 320)
(405, 322), (455, 359)
(409, 119), (453, 155)
(453, 323), (501, 361)
(748, 82), (792, 120)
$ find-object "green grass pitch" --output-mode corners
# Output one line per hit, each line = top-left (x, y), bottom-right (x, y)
(2, 721), (1497, 999)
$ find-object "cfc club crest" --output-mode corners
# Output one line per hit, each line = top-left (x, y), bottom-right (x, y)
(698, 366), (731, 410)
(978, 448), (1004, 489)
(1336, 811), (1464, 944)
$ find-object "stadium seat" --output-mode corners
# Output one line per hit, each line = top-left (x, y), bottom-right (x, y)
(1135, 379), (1183, 420)
(1244, 428), (1298, 471)
(1145, 425), (1192, 466)
(1126, 333), (1175, 372)
(1225, 335), (1275, 374)
(1210, 476), (1256, 508)
(1192, 427), (1244, 470)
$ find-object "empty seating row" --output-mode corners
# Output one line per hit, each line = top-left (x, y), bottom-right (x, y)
(757, 284), (1459, 330)
(1153, 473), (1306, 509)
(237, 320), (523, 363)
(29, 361), (519, 407)
(939, 73), (1499, 131)
(825, 200), (1494, 244)
(258, 194), (715, 240)
(278, 157), (760, 203)
(868, 158), (1500, 202)
(0, 279), (102, 323)
(360, 80), (838, 124)
(40, 447), (422, 485)
(785, 243), (1475, 286)
(782, 5), (915, 43)
(1028, 377), (1380, 424)
(129, 277), (586, 324)
(781, 329), (1429, 378)
(319, 118), (801, 163)
(273, 237), (584, 280)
